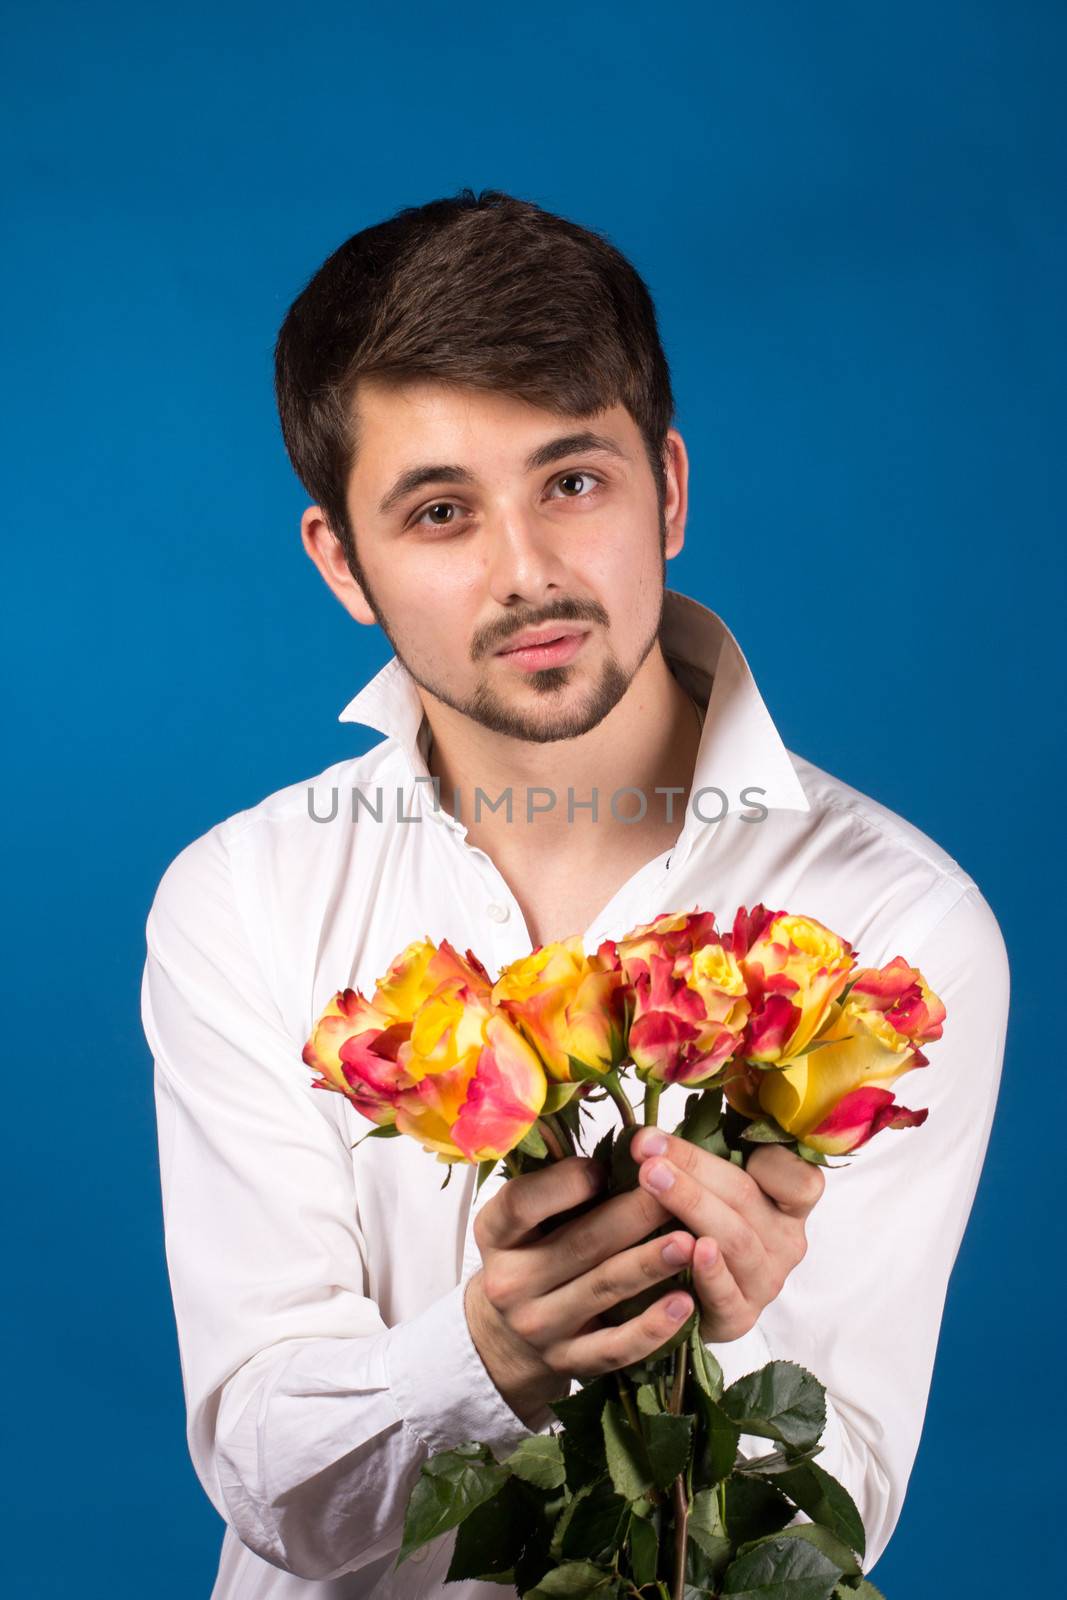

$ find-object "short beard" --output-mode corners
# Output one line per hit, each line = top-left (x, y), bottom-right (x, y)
(344, 509), (668, 745)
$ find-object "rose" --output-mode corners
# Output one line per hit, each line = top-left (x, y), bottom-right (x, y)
(302, 936), (494, 1123)
(303, 936), (546, 1161)
(728, 905), (856, 1064)
(491, 937), (629, 1083)
(302, 987), (414, 1125)
(596, 910), (750, 1085)
(391, 979), (547, 1163)
(723, 956), (943, 1155)
(843, 955), (947, 1045)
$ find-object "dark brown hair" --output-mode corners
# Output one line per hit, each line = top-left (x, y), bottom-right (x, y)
(273, 188), (675, 576)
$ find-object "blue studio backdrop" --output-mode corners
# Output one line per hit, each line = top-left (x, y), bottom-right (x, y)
(4, 3), (1064, 1595)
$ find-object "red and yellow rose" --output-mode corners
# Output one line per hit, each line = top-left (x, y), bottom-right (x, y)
(597, 910), (750, 1085)
(303, 936), (546, 1162)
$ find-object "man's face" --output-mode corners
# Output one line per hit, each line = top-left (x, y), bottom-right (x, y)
(309, 378), (687, 745)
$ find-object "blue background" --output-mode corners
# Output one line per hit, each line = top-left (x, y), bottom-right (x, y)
(4, 2), (1063, 1593)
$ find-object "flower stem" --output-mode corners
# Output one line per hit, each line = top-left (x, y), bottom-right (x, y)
(669, 1339), (689, 1600)
(643, 1080), (663, 1126)
(536, 1117), (567, 1162)
(603, 1070), (637, 1128)
(546, 1109), (576, 1157)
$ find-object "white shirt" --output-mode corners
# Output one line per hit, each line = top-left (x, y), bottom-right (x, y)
(141, 587), (1010, 1598)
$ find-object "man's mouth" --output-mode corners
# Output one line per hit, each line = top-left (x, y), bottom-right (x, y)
(494, 628), (590, 671)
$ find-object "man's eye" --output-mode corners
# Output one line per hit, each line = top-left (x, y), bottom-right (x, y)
(414, 502), (460, 527)
(551, 471), (601, 499)
(410, 472), (601, 528)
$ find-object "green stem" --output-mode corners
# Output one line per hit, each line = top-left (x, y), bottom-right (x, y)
(503, 1152), (523, 1178)
(615, 1371), (642, 1436)
(536, 1117), (567, 1162)
(669, 1339), (690, 1600)
(603, 1070), (637, 1128)
(545, 1109), (576, 1157)
(643, 1080), (663, 1126)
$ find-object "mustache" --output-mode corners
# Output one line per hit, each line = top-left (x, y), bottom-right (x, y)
(476, 600), (609, 658)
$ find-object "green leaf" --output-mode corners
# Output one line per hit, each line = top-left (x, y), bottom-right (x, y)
(523, 1560), (618, 1597)
(636, 1404), (693, 1492)
(556, 1477), (628, 1562)
(688, 1487), (732, 1569)
(505, 1434), (567, 1491)
(513, 1480), (568, 1594)
(349, 1122), (403, 1149)
(674, 1087), (727, 1153)
(566, 1053), (613, 1085)
(795, 1144), (836, 1167)
(734, 1446), (823, 1476)
(720, 1533), (843, 1598)
(764, 1461), (866, 1560)
(689, 1324), (725, 1400)
(561, 1428), (604, 1492)
(602, 1399), (653, 1501)
(692, 1388), (741, 1485)
(740, 1525), (858, 1579)
(722, 1476), (796, 1546)
(551, 1378), (612, 1467)
(740, 1119), (795, 1146)
(397, 1444), (507, 1564)
(446, 1477), (528, 1581)
(518, 1123), (550, 1159)
(476, 1157), (501, 1194)
(721, 1363), (827, 1451)
(836, 1581), (886, 1599)
(628, 1506), (659, 1588)
(609, 1125), (642, 1194)
(543, 1081), (583, 1113)
(591, 1126), (616, 1168)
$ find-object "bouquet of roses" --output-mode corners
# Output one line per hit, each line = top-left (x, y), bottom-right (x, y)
(303, 906), (945, 1599)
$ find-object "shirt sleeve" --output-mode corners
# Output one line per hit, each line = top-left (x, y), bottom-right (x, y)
(141, 823), (540, 1584)
(701, 882), (1010, 1571)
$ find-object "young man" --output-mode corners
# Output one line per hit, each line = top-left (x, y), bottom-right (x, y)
(141, 189), (1010, 1599)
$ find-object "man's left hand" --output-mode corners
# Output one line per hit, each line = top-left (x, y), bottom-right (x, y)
(630, 1126), (825, 1342)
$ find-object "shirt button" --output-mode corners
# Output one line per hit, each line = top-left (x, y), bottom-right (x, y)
(487, 902), (509, 923)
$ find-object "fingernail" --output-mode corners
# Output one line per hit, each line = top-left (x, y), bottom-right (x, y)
(637, 1130), (668, 1157)
(644, 1161), (674, 1193)
(661, 1238), (690, 1267)
(666, 1294), (692, 1321)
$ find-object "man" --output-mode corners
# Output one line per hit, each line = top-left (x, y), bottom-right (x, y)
(141, 189), (1010, 1598)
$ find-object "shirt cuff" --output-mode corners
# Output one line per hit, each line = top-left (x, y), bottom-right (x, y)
(386, 1280), (544, 1460)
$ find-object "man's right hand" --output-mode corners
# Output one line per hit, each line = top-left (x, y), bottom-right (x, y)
(464, 1156), (696, 1424)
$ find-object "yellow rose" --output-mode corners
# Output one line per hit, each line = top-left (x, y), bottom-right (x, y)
(491, 937), (629, 1082)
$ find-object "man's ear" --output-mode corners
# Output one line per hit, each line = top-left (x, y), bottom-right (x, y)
(662, 427), (688, 561)
(300, 506), (377, 627)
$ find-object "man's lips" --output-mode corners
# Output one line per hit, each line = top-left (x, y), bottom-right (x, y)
(494, 629), (590, 671)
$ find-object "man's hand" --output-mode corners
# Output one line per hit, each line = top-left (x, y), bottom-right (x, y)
(465, 1156), (697, 1424)
(630, 1127), (825, 1342)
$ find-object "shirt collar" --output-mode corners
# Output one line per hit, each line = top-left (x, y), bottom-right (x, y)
(337, 587), (810, 853)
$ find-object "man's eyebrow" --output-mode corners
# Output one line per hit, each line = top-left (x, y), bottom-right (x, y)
(376, 431), (629, 517)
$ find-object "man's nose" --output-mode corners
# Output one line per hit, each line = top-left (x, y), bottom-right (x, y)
(483, 502), (571, 608)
